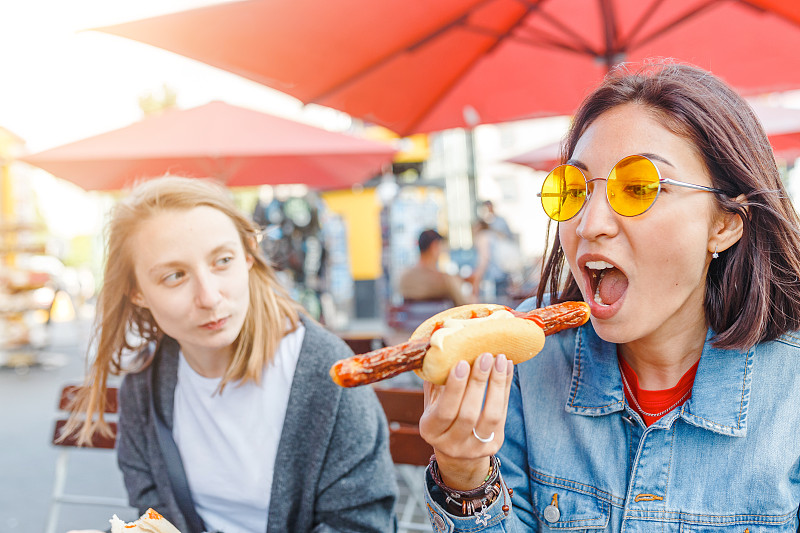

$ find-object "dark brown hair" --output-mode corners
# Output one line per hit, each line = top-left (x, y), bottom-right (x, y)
(418, 229), (443, 253)
(536, 60), (800, 349)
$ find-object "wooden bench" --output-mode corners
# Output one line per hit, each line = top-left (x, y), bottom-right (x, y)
(374, 387), (432, 466)
(387, 299), (453, 333)
(374, 387), (432, 531)
(339, 334), (386, 354)
(46, 385), (128, 533)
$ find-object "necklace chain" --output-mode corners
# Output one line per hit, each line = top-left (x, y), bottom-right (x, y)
(620, 370), (691, 418)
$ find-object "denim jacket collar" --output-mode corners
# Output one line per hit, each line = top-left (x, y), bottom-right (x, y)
(565, 325), (754, 437)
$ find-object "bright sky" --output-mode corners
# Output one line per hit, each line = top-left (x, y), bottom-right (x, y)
(1, 0), (356, 240)
(4, 0), (800, 241)
(0, 0), (349, 154)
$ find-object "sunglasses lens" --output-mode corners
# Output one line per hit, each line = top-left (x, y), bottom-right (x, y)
(607, 155), (660, 216)
(541, 165), (586, 221)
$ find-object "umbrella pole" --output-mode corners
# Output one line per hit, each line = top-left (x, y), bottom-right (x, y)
(465, 128), (478, 222)
(1, 158), (15, 267)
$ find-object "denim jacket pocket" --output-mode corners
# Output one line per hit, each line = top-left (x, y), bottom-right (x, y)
(529, 469), (611, 531)
(675, 510), (799, 532)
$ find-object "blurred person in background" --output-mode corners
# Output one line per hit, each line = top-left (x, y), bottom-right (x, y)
(469, 219), (521, 306)
(399, 229), (471, 307)
(64, 176), (396, 533)
(478, 199), (512, 239)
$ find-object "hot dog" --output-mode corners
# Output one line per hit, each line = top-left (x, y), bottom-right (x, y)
(109, 508), (181, 533)
(330, 301), (590, 387)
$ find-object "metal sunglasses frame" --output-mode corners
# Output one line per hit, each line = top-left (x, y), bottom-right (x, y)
(537, 154), (725, 221)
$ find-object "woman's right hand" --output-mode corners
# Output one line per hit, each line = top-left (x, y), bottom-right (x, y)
(419, 352), (514, 491)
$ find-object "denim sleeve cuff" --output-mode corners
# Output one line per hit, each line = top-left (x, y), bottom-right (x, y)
(515, 296), (538, 313)
(423, 464), (512, 532)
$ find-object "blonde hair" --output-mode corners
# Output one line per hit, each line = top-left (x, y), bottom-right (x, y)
(66, 176), (302, 445)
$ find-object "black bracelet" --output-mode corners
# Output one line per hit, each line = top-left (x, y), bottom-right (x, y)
(429, 455), (508, 518)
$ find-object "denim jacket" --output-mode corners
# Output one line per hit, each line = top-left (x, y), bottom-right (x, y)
(424, 299), (800, 532)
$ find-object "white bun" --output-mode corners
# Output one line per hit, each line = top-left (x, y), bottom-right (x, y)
(410, 304), (508, 339)
(410, 304), (545, 385)
(110, 509), (181, 533)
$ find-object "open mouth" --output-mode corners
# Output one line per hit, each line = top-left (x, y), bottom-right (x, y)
(585, 260), (628, 306)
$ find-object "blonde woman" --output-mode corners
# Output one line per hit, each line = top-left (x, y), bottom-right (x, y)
(65, 176), (396, 533)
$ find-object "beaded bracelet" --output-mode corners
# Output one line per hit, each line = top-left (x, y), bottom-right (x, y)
(429, 455), (512, 519)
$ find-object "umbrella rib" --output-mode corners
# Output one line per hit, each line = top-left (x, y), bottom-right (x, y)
(305, 0), (497, 105)
(464, 12), (543, 56)
(742, 0), (800, 30)
(598, 0), (621, 70)
(618, 0), (668, 47)
(625, 0), (721, 50)
(403, 1), (536, 133)
(514, 0), (602, 56)
(471, 25), (597, 56)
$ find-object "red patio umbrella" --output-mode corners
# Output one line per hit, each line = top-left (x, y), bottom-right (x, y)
(19, 101), (395, 191)
(751, 102), (800, 163)
(94, 0), (800, 136)
(508, 102), (800, 171)
(506, 140), (562, 172)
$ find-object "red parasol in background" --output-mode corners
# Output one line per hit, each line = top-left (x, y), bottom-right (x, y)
(508, 102), (800, 171)
(94, 0), (800, 136)
(752, 102), (800, 163)
(506, 140), (562, 172)
(19, 101), (395, 191)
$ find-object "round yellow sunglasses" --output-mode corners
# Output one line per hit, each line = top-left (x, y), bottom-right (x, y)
(538, 154), (724, 221)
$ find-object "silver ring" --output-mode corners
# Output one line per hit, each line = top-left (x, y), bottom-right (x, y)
(472, 427), (495, 443)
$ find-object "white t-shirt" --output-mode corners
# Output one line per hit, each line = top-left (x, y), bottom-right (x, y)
(173, 324), (305, 533)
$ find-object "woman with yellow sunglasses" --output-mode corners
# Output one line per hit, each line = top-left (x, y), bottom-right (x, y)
(420, 61), (800, 532)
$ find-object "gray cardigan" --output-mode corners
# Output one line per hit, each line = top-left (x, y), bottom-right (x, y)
(117, 316), (398, 532)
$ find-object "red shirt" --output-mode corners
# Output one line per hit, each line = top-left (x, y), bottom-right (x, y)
(618, 356), (699, 426)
